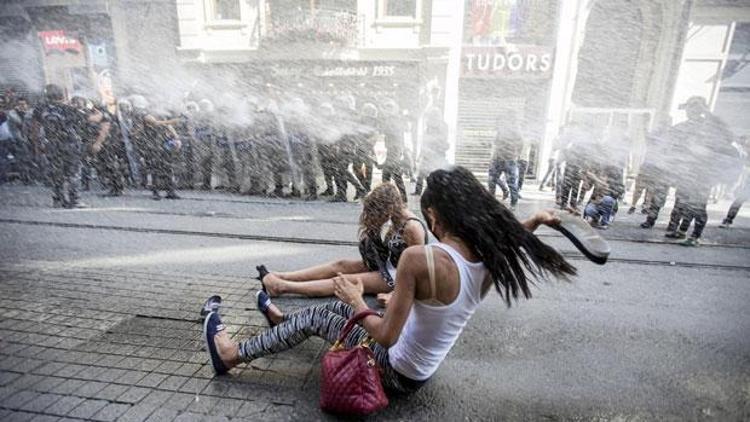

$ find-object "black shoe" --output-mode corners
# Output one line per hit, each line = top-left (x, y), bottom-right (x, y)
(165, 192), (181, 200)
(329, 196), (347, 203)
(304, 193), (318, 201)
(320, 188), (334, 197)
(640, 208), (648, 215)
(627, 207), (636, 215)
(255, 265), (269, 293)
(640, 220), (655, 229)
(151, 192), (162, 200)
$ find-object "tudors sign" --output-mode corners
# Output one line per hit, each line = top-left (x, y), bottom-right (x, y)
(38, 30), (83, 55)
(461, 45), (553, 79)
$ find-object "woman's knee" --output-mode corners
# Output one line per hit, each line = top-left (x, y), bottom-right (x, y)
(333, 259), (366, 274)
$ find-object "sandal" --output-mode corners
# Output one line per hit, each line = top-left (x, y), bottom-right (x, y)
(553, 213), (611, 265)
(255, 265), (269, 293)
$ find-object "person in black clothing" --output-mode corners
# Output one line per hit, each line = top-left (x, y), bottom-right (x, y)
(90, 104), (127, 196)
(254, 102), (288, 197)
(380, 100), (407, 202)
(665, 97), (736, 246)
(413, 108), (449, 196)
(316, 102), (337, 197)
(353, 102), (379, 192)
(174, 101), (199, 189)
(71, 96), (97, 191)
(129, 96), (181, 200)
(31, 84), (105, 208)
(284, 97), (318, 200)
(332, 132), (368, 202)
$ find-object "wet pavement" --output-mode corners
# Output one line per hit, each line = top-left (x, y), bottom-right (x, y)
(0, 184), (749, 421)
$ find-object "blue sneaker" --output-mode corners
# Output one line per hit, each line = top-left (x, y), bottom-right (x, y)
(200, 295), (222, 317)
(256, 290), (276, 327)
(203, 311), (229, 375)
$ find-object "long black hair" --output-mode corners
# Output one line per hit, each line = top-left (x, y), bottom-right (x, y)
(420, 166), (576, 305)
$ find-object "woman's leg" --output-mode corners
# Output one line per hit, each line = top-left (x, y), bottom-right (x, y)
(238, 303), (365, 361)
(236, 301), (410, 392)
(274, 258), (368, 281)
(264, 271), (390, 297)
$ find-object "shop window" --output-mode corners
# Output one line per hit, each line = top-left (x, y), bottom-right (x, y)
(211, 0), (241, 21)
(377, 0), (420, 21)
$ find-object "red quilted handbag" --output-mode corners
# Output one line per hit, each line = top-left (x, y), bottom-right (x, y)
(320, 310), (389, 415)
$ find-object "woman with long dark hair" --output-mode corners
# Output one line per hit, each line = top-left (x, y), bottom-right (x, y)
(202, 166), (576, 393)
(256, 183), (427, 298)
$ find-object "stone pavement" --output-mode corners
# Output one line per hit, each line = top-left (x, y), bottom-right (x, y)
(0, 184), (749, 421)
(0, 263), (321, 421)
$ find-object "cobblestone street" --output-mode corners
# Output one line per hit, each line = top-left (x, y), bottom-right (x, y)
(1, 185), (749, 421)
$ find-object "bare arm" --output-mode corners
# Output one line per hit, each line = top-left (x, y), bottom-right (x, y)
(92, 121), (111, 152)
(402, 220), (427, 247)
(334, 246), (426, 347)
(144, 114), (179, 138)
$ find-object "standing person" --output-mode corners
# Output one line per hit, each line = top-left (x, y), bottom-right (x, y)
(353, 102), (379, 193)
(31, 84), (103, 208)
(558, 124), (588, 211)
(538, 138), (560, 192)
(174, 101), (199, 189)
(332, 133), (368, 202)
(665, 97), (735, 246)
(129, 96), (181, 200)
(381, 100), (407, 202)
(90, 103), (128, 197)
(201, 167), (576, 397)
(193, 99), (217, 190)
(719, 136), (749, 228)
(255, 100), (288, 197)
(516, 139), (533, 198)
(487, 120), (521, 209)
(315, 102), (338, 197)
(71, 96), (96, 191)
(6, 97), (34, 184)
(413, 108), (449, 196)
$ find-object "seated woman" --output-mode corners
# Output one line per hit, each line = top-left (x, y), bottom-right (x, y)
(257, 183), (428, 299)
(203, 166), (577, 393)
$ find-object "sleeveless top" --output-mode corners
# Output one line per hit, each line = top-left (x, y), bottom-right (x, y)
(388, 243), (488, 381)
(358, 217), (428, 288)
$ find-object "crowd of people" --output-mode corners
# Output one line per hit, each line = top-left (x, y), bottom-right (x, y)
(0, 84), (450, 208)
(535, 96), (747, 245)
(0, 85), (747, 245)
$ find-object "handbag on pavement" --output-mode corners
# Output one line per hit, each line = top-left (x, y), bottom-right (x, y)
(320, 309), (389, 415)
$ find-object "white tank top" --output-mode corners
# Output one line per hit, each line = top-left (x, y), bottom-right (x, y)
(388, 243), (488, 381)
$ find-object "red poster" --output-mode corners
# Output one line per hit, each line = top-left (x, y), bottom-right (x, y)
(38, 30), (83, 55)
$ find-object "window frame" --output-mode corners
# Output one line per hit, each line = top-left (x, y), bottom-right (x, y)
(205, 0), (245, 28)
(376, 0), (422, 25)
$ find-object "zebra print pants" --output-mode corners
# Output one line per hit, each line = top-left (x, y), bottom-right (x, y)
(237, 301), (421, 394)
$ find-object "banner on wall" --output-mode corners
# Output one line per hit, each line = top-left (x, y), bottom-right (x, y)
(38, 30), (83, 55)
